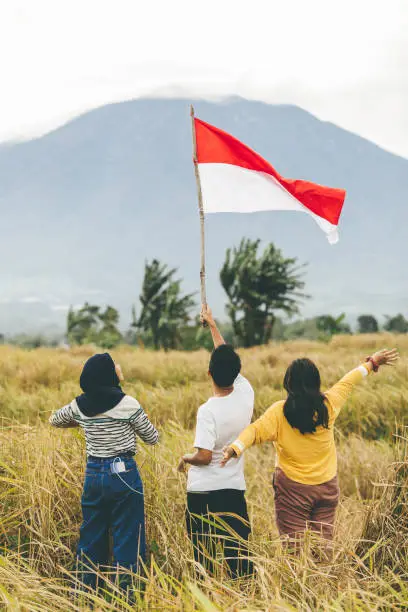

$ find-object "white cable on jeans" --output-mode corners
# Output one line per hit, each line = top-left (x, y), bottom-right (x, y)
(112, 457), (144, 495)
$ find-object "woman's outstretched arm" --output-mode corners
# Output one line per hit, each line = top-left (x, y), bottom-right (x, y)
(49, 404), (79, 428)
(325, 348), (399, 419)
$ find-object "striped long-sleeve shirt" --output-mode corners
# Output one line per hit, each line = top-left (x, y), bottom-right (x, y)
(50, 395), (159, 457)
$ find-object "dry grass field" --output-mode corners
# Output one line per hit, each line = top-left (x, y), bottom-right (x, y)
(0, 334), (407, 610)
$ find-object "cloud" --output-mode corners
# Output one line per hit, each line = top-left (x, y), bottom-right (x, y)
(0, 0), (407, 156)
(20, 296), (42, 304)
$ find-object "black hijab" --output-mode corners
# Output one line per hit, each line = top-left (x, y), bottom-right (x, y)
(76, 353), (125, 417)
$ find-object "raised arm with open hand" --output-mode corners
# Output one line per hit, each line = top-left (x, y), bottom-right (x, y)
(369, 348), (399, 369)
(324, 347), (399, 420)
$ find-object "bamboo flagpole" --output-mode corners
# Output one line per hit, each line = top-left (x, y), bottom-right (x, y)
(190, 105), (207, 321)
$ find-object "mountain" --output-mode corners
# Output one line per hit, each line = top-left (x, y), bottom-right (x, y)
(0, 97), (407, 334)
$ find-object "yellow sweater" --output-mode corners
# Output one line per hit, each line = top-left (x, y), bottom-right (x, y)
(231, 363), (371, 485)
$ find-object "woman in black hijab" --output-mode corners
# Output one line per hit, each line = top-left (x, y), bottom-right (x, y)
(76, 352), (126, 416)
(50, 353), (159, 593)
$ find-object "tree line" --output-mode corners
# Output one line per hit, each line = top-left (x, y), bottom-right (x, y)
(60, 239), (408, 350)
(1, 239), (406, 349)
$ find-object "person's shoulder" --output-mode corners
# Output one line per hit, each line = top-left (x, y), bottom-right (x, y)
(122, 395), (142, 413)
(197, 399), (213, 414)
(197, 399), (216, 420)
(234, 374), (254, 392)
(105, 395), (141, 419)
(122, 395), (140, 407)
(268, 400), (285, 417)
(234, 375), (255, 408)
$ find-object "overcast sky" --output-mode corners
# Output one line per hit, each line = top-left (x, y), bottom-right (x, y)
(1, 0), (407, 157)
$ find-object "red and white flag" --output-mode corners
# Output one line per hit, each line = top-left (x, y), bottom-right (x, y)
(194, 118), (346, 244)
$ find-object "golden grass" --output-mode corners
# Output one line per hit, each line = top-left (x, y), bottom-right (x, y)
(0, 334), (407, 610)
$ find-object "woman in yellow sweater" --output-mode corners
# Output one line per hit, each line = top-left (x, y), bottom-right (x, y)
(222, 348), (398, 540)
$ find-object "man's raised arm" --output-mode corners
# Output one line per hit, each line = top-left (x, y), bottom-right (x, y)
(200, 304), (225, 348)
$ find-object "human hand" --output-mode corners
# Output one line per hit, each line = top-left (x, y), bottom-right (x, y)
(370, 348), (399, 368)
(200, 304), (215, 328)
(178, 454), (195, 472)
(220, 446), (237, 467)
(177, 457), (187, 473)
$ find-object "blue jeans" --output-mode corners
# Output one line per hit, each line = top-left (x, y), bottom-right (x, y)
(76, 455), (145, 590)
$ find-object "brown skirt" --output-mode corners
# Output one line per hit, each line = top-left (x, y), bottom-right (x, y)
(273, 467), (340, 540)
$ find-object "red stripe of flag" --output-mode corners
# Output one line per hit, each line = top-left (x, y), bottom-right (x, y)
(195, 118), (346, 226)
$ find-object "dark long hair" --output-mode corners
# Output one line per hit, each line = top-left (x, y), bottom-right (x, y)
(283, 358), (329, 434)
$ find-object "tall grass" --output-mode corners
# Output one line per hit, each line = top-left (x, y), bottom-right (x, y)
(0, 335), (407, 609)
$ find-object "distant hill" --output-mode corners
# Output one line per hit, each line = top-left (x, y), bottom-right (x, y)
(0, 97), (407, 334)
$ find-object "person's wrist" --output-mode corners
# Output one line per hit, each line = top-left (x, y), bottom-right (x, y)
(229, 444), (239, 457)
(183, 453), (195, 464)
(366, 356), (380, 372)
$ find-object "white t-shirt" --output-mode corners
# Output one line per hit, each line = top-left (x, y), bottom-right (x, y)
(187, 374), (254, 492)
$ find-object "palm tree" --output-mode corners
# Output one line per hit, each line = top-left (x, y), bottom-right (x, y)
(67, 303), (101, 344)
(98, 306), (122, 348)
(137, 259), (195, 350)
(158, 280), (196, 350)
(67, 303), (122, 347)
(220, 239), (307, 347)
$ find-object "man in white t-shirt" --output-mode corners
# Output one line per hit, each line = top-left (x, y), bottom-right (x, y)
(178, 305), (254, 577)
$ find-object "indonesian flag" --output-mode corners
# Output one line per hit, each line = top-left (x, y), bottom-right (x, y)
(194, 118), (346, 244)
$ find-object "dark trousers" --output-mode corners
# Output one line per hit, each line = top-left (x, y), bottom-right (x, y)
(186, 489), (252, 578)
(76, 456), (145, 591)
(273, 468), (340, 540)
